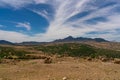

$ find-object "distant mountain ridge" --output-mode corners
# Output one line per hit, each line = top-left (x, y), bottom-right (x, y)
(54, 36), (108, 42)
(18, 41), (46, 45)
(0, 36), (109, 45)
(0, 40), (14, 45)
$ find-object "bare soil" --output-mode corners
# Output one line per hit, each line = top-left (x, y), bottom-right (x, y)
(0, 57), (120, 80)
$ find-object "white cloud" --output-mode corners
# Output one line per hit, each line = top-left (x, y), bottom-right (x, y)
(31, 9), (50, 21)
(0, 0), (34, 9)
(0, 0), (51, 9)
(0, 30), (30, 42)
(82, 14), (120, 41)
(0, 0), (120, 42)
(39, 0), (120, 42)
(34, 0), (48, 4)
(16, 22), (31, 31)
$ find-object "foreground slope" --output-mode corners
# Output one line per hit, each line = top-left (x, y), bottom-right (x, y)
(0, 58), (120, 80)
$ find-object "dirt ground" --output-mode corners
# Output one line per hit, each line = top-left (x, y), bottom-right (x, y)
(0, 57), (120, 80)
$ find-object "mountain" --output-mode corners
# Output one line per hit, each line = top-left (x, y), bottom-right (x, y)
(0, 40), (14, 45)
(0, 36), (109, 45)
(54, 36), (108, 42)
(17, 41), (47, 45)
(94, 38), (108, 42)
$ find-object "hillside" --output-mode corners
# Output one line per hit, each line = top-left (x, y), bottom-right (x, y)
(0, 43), (120, 80)
(0, 42), (120, 60)
(34, 43), (120, 59)
(0, 40), (14, 45)
(0, 42), (120, 80)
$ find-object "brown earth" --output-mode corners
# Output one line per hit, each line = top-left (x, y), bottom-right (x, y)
(0, 57), (120, 80)
(0, 42), (120, 80)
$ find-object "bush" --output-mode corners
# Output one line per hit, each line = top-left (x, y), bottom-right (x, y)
(34, 43), (120, 59)
(44, 57), (52, 64)
(34, 43), (96, 58)
(0, 46), (30, 59)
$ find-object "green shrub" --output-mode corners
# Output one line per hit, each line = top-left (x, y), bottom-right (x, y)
(0, 46), (30, 59)
(34, 43), (120, 59)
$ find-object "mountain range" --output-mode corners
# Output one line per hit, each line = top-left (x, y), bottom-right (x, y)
(0, 36), (109, 45)
(54, 36), (108, 42)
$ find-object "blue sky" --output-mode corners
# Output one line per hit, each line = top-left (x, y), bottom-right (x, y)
(0, 0), (120, 42)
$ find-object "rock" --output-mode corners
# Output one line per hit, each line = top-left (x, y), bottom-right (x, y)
(62, 77), (68, 80)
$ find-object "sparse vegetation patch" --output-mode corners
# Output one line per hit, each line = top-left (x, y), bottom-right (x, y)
(34, 43), (120, 59)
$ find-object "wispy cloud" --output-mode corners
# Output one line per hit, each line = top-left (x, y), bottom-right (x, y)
(31, 9), (50, 21)
(0, 0), (120, 42)
(0, 0), (34, 9)
(40, 0), (120, 41)
(0, 30), (30, 42)
(16, 22), (31, 31)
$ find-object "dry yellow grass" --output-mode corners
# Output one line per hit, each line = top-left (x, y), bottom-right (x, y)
(0, 57), (120, 80)
(0, 43), (120, 80)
